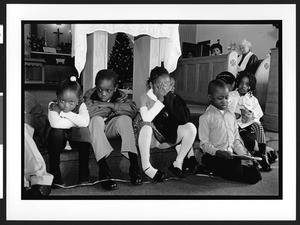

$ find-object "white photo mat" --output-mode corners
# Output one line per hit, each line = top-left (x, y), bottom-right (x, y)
(6, 4), (296, 221)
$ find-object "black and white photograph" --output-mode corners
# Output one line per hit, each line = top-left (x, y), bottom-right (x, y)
(4, 3), (297, 222)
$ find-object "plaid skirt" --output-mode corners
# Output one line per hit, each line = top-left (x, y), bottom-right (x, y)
(132, 113), (167, 145)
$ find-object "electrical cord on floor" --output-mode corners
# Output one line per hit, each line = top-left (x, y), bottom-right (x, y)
(52, 173), (218, 189)
(52, 177), (182, 189)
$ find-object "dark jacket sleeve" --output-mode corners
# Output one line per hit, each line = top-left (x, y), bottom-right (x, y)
(83, 88), (112, 118)
(246, 54), (259, 74)
(163, 91), (190, 124)
(83, 88), (138, 119)
(113, 99), (138, 119)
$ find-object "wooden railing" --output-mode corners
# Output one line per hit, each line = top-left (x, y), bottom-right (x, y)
(172, 52), (238, 105)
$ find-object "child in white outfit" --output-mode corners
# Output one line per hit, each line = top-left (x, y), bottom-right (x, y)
(228, 71), (272, 172)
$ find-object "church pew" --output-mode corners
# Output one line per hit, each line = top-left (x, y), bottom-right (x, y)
(172, 52), (238, 105)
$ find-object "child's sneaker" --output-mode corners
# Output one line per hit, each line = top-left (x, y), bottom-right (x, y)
(267, 150), (278, 164)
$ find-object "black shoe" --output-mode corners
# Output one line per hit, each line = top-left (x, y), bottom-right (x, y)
(194, 165), (214, 176)
(51, 172), (66, 188)
(129, 166), (143, 185)
(254, 153), (272, 172)
(99, 179), (117, 190)
(99, 170), (117, 190)
(268, 150), (278, 164)
(26, 185), (52, 197)
(168, 163), (185, 178)
(182, 156), (199, 174)
(78, 177), (90, 185)
(98, 158), (117, 190)
(152, 170), (166, 182)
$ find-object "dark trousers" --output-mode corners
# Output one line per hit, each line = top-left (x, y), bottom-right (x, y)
(202, 153), (262, 184)
(48, 128), (90, 180)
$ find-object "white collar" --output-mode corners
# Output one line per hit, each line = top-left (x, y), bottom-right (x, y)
(147, 89), (158, 101)
(208, 104), (230, 114)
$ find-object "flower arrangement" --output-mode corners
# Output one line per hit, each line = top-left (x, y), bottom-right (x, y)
(27, 35), (45, 52)
(227, 42), (241, 54)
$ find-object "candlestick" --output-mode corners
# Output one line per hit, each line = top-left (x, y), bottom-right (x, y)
(44, 27), (47, 47)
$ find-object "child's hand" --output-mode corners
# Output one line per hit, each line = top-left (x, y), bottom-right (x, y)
(156, 83), (167, 102)
(49, 102), (61, 113)
(216, 150), (232, 160)
(156, 82), (171, 102)
(241, 109), (254, 123)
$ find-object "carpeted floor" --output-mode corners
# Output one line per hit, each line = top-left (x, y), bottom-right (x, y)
(48, 131), (279, 199)
(45, 109), (280, 199)
(49, 161), (279, 198)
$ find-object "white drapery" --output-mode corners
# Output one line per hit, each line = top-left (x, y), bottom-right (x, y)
(71, 24), (181, 76)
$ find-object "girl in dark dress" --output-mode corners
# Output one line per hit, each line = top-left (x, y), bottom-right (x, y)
(134, 67), (197, 182)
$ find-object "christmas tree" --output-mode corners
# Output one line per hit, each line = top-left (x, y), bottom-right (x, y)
(108, 33), (133, 89)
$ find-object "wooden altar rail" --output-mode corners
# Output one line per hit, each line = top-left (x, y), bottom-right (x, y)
(173, 54), (234, 105)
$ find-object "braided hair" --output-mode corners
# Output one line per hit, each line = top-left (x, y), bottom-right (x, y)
(236, 71), (257, 96)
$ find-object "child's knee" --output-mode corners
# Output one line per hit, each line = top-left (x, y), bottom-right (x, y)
(181, 122), (197, 136)
(139, 124), (152, 136)
(90, 116), (105, 128)
(187, 122), (197, 135)
(49, 128), (64, 139)
(117, 115), (132, 125)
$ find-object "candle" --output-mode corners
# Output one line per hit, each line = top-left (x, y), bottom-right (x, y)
(44, 27), (47, 47)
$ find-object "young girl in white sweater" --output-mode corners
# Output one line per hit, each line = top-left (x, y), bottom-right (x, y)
(228, 71), (271, 172)
(47, 76), (91, 187)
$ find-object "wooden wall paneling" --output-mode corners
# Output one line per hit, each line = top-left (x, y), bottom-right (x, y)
(186, 63), (197, 93)
(263, 48), (279, 132)
(198, 62), (210, 104)
(212, 61), (226, 79)
(174, 63), (185, 92)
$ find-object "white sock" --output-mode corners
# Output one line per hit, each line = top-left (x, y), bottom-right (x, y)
(138, 125), (158, 179)
(144, 166), (157, 178)
(173, 160), (183, 170)
(175, 123), (197, 167)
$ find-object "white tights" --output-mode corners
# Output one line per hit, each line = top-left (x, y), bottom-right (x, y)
(138, 123), (197, 179)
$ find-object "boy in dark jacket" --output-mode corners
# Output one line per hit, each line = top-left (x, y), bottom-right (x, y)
(84, 69), (142, 190)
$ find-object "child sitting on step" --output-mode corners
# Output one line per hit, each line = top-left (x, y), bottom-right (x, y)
(47, 76), (91, 187)
(134, 66), (197, 182)
(83, 69), (142, 191)
(198, 79), (262, 184)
